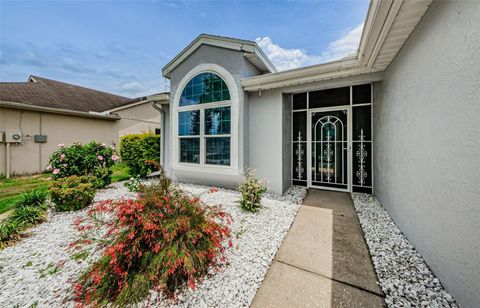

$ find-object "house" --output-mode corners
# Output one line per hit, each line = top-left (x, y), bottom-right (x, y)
(0, 75), (169, 176)
(158, 0), (480, 307)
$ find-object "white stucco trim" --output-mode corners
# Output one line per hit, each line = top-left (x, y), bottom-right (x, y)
(171, 63), (240, 176)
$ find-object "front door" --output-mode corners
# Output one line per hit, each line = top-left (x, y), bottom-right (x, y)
(308, 108), (351, 191)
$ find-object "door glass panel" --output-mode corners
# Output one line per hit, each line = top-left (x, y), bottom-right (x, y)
(352, 105), (371, 141)
(352, 104), (372, 193)
(311, 109), (348, 189)
(292, 93), (307, 110)
(309, 87), (350, 108)
(352, 84), (371, 105)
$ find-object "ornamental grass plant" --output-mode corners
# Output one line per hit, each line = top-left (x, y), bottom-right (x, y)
(0, 189), (48, 249)
(71, 168), (232, 306)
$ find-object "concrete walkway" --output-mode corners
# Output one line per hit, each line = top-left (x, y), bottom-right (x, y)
(251, 189), (385, 308)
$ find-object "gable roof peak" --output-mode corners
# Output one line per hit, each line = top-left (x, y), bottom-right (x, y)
(162, 33), (276, 78)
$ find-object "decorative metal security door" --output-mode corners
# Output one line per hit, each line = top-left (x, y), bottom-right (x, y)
(308, 108), (350, 191)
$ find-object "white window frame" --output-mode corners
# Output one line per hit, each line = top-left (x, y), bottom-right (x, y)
(172, 63), (239, 175)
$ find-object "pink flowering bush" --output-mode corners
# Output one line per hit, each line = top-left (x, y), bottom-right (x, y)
(48, 141), (117, 188)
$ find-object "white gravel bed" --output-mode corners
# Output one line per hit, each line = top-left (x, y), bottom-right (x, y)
(147, 183), (306, 308)
(0, 182), (136, 308)
(351, 193), (457, 308)
(0, 182), (306, 307)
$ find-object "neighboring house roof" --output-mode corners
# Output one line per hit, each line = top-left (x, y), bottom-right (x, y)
(162, 34), (277, 78)
(241, 0), (434, 91)
(0, 75), (134, 113)
(0, 100), (120, 120)
(105, 92), (170, 113)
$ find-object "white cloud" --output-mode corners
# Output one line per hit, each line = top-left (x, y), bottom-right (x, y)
(255, 37), (309, 71)
(117, 80), (169, 98)
(322, 23), (364, 60)
(256, 23), (364, 71)
(120, 81), (143, 91)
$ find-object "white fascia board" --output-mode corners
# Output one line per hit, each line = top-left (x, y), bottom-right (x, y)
(253, 47), (277, 73)
(104, 100), (151, 113)
(147, 93), (170, 103)
(104, 93), (170, 113)
(0, 101), (120, 120)
(27, 75), (38, 83)
(239, 43), (276, 72)
(243, 65), (377, 92)
(358, 0), (394, 65)
(366, 0), (404, 69)
(242, 57), (360, 91)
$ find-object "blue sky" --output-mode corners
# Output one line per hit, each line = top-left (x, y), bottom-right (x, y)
(0, 0), (369, 97)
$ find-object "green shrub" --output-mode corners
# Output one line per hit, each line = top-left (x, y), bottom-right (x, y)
(237, 169), (268, 213)
(0, 189), (48, 249)
(119, 132), (160, 177)
(49, 176), (96, 211)
(71, 169), (232, 306)
(93, 167), (112, 189)
(47, 142), (118, 188)
(0, 221), (21, 249)
(10, 205), (46, 226)
(124, 175), (141, 192)
(15, 189), (47, 208)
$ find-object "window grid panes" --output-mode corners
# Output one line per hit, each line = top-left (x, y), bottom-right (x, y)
(206, 137), (230, 166)
(178, 110), (200, 136)
(205, 106), (231, 135)
(180, 72), (230, 106)
(179, 138), (200, 164)
(177, 72), (232, 167)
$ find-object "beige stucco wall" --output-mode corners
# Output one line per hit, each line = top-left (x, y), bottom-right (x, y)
(0, 106), (117, 176)
(0, 102), (161, 176)
(113, 102), (160, 137)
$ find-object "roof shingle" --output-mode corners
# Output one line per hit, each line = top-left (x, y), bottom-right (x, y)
(0, 75), (134, 112)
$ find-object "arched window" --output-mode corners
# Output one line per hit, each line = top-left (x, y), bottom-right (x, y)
(180, 72), (230, 106)
(177, 72), (232, 166)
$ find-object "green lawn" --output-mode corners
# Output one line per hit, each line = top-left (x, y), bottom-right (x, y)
(0, 174), (51, 214)
(111, 162), (131, 182)
(0, 163), (130, 215)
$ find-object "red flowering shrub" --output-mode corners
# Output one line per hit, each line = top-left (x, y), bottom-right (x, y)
(72, 170), (232, 306)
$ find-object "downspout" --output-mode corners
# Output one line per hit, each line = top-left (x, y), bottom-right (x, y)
(151, 101), (165, 167)
(6, 143), (11, 179)
(39, 112), (43, 173)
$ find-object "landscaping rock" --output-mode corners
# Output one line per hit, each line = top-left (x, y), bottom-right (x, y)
(0, 181), (306, 307)
(351, 193), (458, 308)
(144, 183), (307, 307)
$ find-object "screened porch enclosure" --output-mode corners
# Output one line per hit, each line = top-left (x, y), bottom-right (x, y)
(291, 84), (373, 194)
